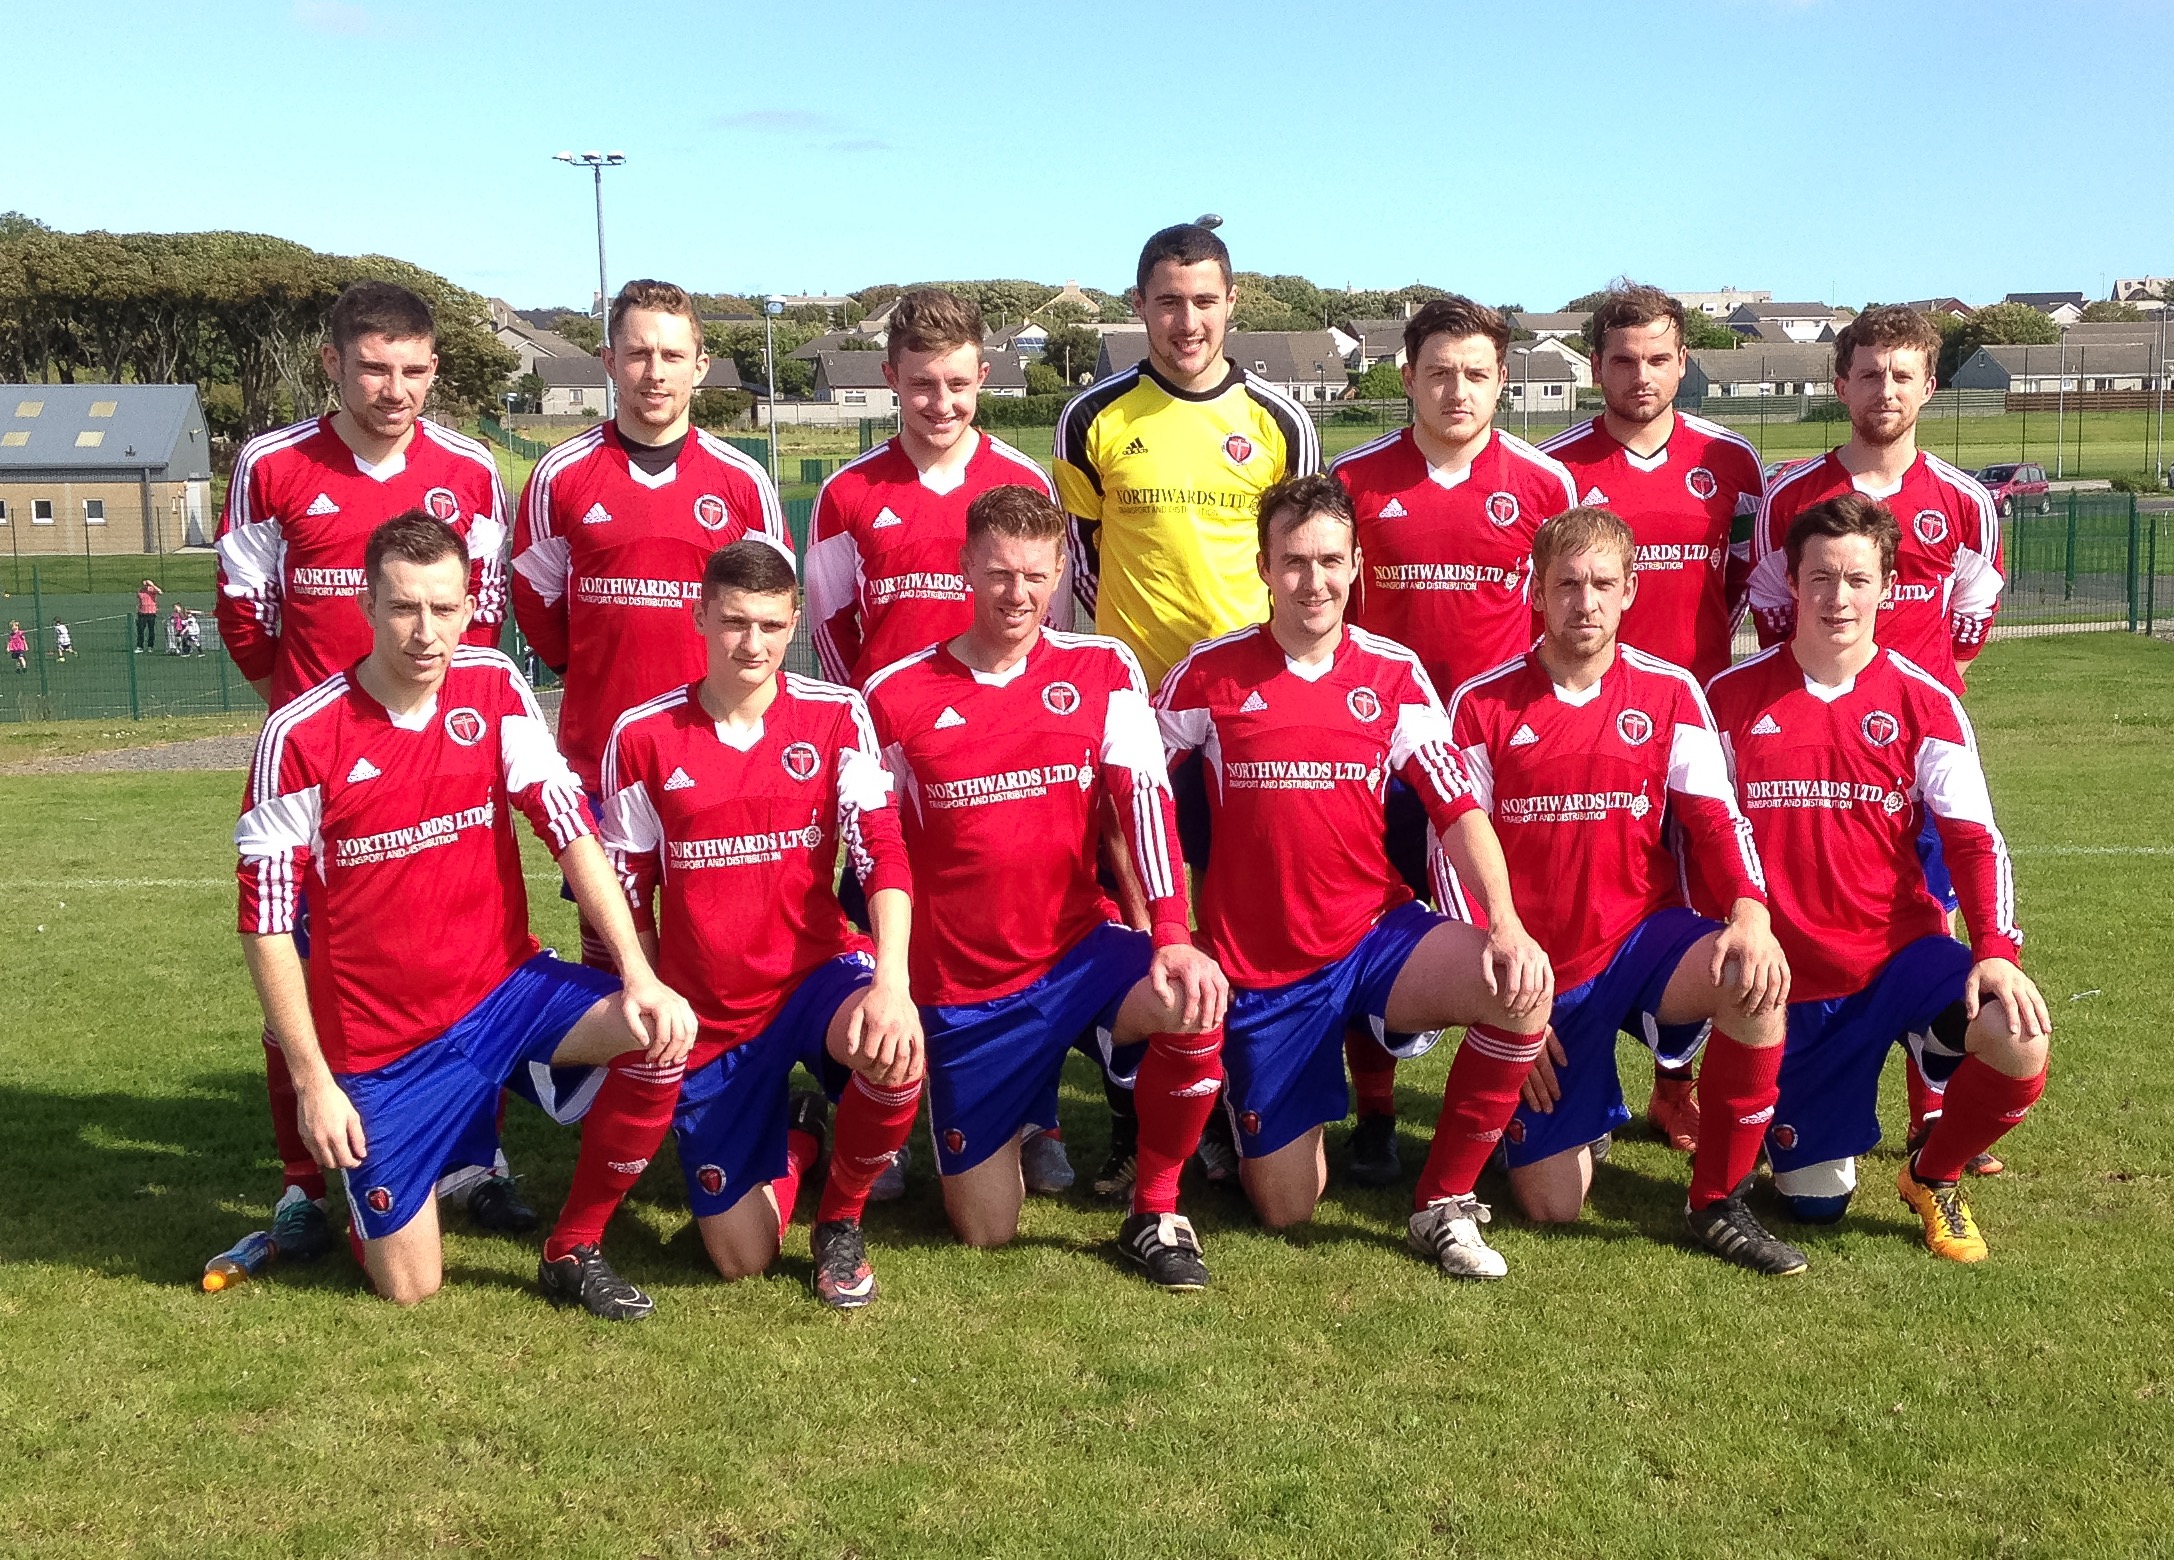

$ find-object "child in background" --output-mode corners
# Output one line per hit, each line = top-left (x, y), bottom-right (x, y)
(7, 621), (26, 673)
(52, 622), (72, 662)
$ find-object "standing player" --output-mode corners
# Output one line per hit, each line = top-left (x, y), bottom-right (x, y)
(1449, 508), (1804, 1274)
(1709, 495), (2049, 1259)
(1327, 296), (1576, 1185)
(803, 288), (1071, 1193)
(1054, 222), (1319, 1194)
(864, 487), (1228, 1283)
(1153, 473), (1556, 1281)
(1539, 282), (1766, 1157)
(1744, 305), (2006, 1163)
(215, 279), (518, 1262)
(547, 540), (924, 1315)
(236, 513), (697, 1304)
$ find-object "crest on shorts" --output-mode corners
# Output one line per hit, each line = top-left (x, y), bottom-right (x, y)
(1616, 708), (1654, 746)
(693, 493), (730, 532)
(1237, 1110), (1262, 1137)
(1485, 491), (1520, 527)
(1685, 466), (1719, 501)
(1041, 680), (1081, 717)
(365, 1186), (393, 1214)
(943, 1128), (966, 1156)
(1224, 433), (1255, 466)
(1771, 1124), (1798, 1151)
(422, 487), (460, 522)
(1505, 1117), (1526, 1144)
(444, 707), (486, 747)
(780, 741), (821, 782)
(1860, 710), (1900, 748)
(1912, 509), (1949, 546)
(1346, 686), (1382, 723)
(696, 1164), (725, 1197)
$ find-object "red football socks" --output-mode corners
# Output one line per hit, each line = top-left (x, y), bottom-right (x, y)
(1687, 1033), (1783, 1210)
(817, 1074), (922, 1224)
(1904, 1051), (1943, 1139)
(265, 1032), (327, 1202)
(1913, 1058), (2046, 1183)
(770, 1127), (821, 1230)
(1344, 1026), (1398, 1118)
(1412, 1024), (1546, 1207)
(1131, 1029), (1225, 1216)
(542, 1058), (683, 1262)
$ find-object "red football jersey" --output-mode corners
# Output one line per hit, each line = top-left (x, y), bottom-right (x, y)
(1746, 450), (2002, 693)
(806, 433), (1056, 689)
(1539, 413), (1764, 683)
(1706, 645), (2022, 1003)
(1157, 623), (1478, 990)
(1446, 645), (1763, 989)
(865, 628), (1188, 1006)
(598, 673), (909, 1063)
(1330, 427), (1577, 697)
(511, 423), (787, 792)
(215, 416), (509, 709)
(235, 647), (590, 1074)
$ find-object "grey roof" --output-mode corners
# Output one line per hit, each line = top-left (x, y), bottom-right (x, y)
(791, 331), (863, 361)
(1342, 317), (1411, 344)
(0, 384), (212, 478)
(985, 323), (1047, 349)
(1503, 350), (1578, 383)
(813, 350), (894, 390)
(1972, 343), (2158, 376)
(1096, 330), (1348, 386)
(2005, 291), (2086, 309)
(1689, 344), (1835, 384)
(1510, 311), (1593, 334)
(1903, 298), (1973, 316)
(2056, 321), (2168, 345)
(983, 349), (1027, 391)
(1728, 301), (1836, 322)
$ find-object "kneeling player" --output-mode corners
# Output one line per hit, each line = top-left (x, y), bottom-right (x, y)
(235, 514), (698, 1305)
(864, 486), (1227, 1284)
(1153, 473), (1554, 1280)
(551, 540), (924, 1315)
(1709, 495), (2049, 1261)
(1448, 508), (1803, 1274)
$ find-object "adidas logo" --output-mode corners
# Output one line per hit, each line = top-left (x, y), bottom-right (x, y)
(1239, 690), (1268, 713)
(345, 756), (381, 783)
(1750, 713), (1782, 736)
(1379, 498), (1407, 519)
(580, 502), (613, 526)
(1582, 486), (1609, 505)
(871, 506), (904, 530)
(1122, 436), (1148, 456)
(934, 707), (966, 730)
(1509, 723), (1538, 747)
(662, 767), (695, 791)
(305, 492), (340, 516)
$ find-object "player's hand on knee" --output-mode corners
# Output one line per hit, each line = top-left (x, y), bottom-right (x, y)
(1482, 917), (1553, 1019)
(1713, 901), (1791, 1015)
(623, 974), (698, 1068)
(300, 1081), (367, 1170)
(1520, 1027), (1566, 1113)
(1149, 944), (1229, 1032)
(1966, 958), (2052, 1044)
(847, 976), (923, 1084)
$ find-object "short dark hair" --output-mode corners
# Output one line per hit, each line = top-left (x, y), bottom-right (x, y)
(1135, 224), (1233, 297)
(1256, 471), (1356, 557)
(1404, 295), (1510, 367)
(608, 278), (703, 348)
(1585, 281), (1687, 354)
(702, 538), (798, 601)
(329, 280), (435, 355)
(1833, 304), (1942, 381)
(364, 511), (467, 592)
(966, 484), (1067, 545)
(1785, 493), (1899, 579)
(887, 287), (985, 360)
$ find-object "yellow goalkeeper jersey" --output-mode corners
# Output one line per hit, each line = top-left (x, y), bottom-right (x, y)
(1054, 358), (1319, 689)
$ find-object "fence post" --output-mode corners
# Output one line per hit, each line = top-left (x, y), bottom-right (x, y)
(126, 613), (141, 719)
(216, 636), (231, 710)
(2146, 509), (2159, 637)
(2127, 494), (2141, 633)
(32, 564), (48, 700)
(2063, 492), (2078, 600)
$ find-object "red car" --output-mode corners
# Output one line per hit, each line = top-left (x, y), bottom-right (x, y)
(1977, 462), (2053, 517)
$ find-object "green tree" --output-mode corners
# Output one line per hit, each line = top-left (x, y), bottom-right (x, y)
(2080, 299), (2145, 322)
(1023, 360), (1067, 397)
(1039, 322), (1102, 387)
(691, 387), (754, 428)
(551, 312), (602, 353)
(1939, 301), (2059, 382)
(1354, 359), (1404, 399)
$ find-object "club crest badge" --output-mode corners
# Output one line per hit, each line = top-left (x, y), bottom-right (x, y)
(1616, 708), (1654, 746)
(1224, 433), (1255, 466)
(1485, 491), (1520, 527)
(1771, 1124), (1798, 1151)
(694, 493), (730, 531)
(1238, 1111), (1262, 1137)
(1686, 466), (1719, 501)
(696, 1164), (725, 1196)
(1042, 680), (1081, 716)
(1861, 710), (1901, 748)
(444, 707), (486, 747)
(780, 741), (821, 782)
(943, 1128), (966, 1156)
(1912, 510), (1949, 546)
(365, 1186), (393, 1214)
(422, 487), (460, 522)
(1346, 687), (1382, 723)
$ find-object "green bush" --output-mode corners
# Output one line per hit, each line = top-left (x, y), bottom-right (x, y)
(2108, 471), (2167, 494)
(974, 394), (1069, 428)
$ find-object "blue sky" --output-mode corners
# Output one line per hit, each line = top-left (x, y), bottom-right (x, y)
(11, 0), (2172, 310)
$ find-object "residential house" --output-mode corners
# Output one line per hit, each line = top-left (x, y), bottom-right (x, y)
(1726, 302), (1843, 343)
(1951, 343), (2162, 394)
(1671, 287), (1772, 319)
(1510, 311), (1593, 344)
(1683, 345), (1837, 399)
(1904, 298), (1974, 317)
(986, 322), (1049, 358)
(533, 354), (742, 416)
(1094, 331), (1350, 403)
(1500, 350), (1580, 411)
(1513, 336), (1593, 391)
(2113, 278), (2172, 308)
(2004, 292), (2087, 326)
(0, 384), (214, 554)
(1336, 318), (1412, 369)
(490, 298), (598, 379)
(810, 349), (1028, 413)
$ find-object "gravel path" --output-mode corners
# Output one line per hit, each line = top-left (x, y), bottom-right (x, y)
(0, 733), (263, 775)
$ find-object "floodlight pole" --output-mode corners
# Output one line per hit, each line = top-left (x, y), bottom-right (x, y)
(2056, 328), (2068, 479)
(2158, 306), (2168, 483)
(554, 151), (626, 416)
(763, 295), (785, 485)
(1512, 347), (1532, 440)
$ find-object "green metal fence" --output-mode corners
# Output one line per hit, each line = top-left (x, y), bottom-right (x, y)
(1997, 493), (2166, 636)
(477, 414), (769, 470)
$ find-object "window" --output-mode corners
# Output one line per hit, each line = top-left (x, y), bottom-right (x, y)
(0, 499), (8, 525)
(88, 399), (117, 418)
(33, 499), (54, 524)
(14, 400), (42, 417)
(842, 390), (867, 405)
(75, 430), (104, 448)
(84, 499), (106, 525)
(1253, 360), (1268, 373)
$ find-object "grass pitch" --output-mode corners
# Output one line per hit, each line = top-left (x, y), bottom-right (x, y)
(0, 636), (2170, 1557)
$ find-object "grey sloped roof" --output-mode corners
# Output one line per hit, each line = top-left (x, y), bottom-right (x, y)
(1978, 343), (2155, 376)
(1690, 344), (1835, 382)
(0, 384), (211, 477)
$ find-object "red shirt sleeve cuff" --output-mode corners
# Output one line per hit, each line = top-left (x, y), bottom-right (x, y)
(1150, 918), (1193, 950)
(1970, 935), (2021, 968)
(861, 861), (913, 901)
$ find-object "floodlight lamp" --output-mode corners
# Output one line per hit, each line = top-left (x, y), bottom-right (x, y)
(1194, 213), (1223, 230)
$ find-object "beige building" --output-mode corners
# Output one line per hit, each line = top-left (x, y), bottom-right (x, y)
(0, 385), (213, 555)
